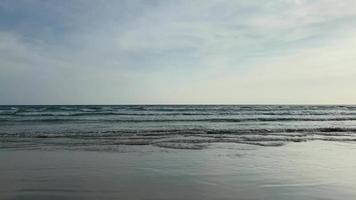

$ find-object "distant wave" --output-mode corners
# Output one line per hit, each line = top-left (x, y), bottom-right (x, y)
(3, 111), (356, 117)
(2, 117), (356, 123)
(1, 105), (356, 113)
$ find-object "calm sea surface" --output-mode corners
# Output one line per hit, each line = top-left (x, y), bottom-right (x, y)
(1, 105), (356, 150)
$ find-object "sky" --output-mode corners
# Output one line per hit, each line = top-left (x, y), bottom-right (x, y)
(1, 0), (356, 105)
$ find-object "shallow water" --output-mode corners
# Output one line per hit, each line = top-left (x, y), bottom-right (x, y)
(1, 105), (356, 150)
(1, 141), (356, 200)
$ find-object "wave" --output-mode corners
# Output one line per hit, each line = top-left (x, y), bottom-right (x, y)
(2, 116), (356, 123)
(2, 105), (356, 150)
(3, 111), (356, 117)
(2, 105), (356, 120)
(2, 105), (356, 115)
(1, 131), (355, 150)
(2, 127), (356, 138)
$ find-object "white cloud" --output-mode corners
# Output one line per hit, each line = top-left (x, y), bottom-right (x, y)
(167, 33), (356, 104)
(1, 0), (356, 104)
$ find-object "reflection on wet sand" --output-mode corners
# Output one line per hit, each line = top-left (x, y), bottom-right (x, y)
(1, 141), (356, 200)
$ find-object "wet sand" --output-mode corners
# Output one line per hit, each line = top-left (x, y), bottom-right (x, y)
(1, 141), (356, 200)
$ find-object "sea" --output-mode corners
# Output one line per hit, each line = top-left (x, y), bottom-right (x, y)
(1, 105), (356, 150)
(1, 105), (356, 199)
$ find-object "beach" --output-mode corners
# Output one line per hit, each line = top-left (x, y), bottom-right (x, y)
(1, 141), (356, 200)
(2, 0), (356, 199)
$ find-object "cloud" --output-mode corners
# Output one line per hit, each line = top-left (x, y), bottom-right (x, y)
(0, 0), (356, 104)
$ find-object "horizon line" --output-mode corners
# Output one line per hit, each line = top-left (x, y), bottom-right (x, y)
(1, 103), (356, 106)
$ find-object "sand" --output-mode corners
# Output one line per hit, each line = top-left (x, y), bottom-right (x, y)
(1, 141), (356, 200)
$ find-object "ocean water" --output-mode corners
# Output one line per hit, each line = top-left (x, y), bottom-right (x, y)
(1, 105), (356, 199)
(1, 105), (356, 150)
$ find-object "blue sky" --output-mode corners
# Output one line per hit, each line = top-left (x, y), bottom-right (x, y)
(1, 0), (356, 104)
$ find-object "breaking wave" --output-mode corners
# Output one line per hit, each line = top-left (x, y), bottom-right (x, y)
(1, 105), (356, 150)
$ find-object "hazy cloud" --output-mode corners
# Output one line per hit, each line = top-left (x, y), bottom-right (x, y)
(1, 0), (356, 104)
